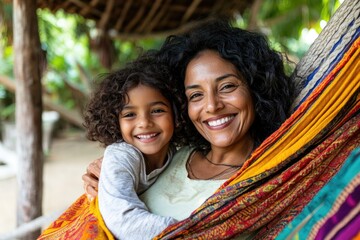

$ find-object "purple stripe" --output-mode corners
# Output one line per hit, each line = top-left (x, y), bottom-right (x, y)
(333, 212), (360, 239)
(315, 184), (360, 240)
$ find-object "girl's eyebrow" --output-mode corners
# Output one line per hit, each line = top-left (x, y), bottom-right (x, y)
(150, 101), (170, 107)
(122, 101), (169, 110)
(121, 105), (133, 110)
(185, 73), (241, 90)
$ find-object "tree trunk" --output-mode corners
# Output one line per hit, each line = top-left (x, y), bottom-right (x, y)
(13, 0), (43, 239)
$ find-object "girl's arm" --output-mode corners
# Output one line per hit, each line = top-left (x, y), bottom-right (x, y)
(99, 143), (177, 240)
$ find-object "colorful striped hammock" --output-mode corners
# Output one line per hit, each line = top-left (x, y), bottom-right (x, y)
(277, 148), (360, 240)
(38, 1), (360, 239)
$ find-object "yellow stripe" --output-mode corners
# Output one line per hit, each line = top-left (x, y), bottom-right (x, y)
(89, 197), (115, 240)
(228, 43), (360, 185)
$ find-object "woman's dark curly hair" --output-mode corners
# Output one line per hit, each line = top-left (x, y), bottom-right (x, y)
(83, 52), (187, 148)
(156, 19), (297, 152)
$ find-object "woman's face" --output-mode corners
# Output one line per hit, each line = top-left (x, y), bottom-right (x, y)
(184, 50), (255, 149)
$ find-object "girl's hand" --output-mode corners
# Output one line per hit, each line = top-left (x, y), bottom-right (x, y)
(82, 157), (103, 200)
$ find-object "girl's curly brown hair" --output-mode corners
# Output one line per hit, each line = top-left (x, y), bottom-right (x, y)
(83, 52), (187, 148)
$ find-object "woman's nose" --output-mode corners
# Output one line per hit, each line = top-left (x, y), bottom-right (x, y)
(205, 94), (223, 113)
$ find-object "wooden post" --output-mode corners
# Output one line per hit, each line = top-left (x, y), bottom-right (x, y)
(13, 0), (43, 239)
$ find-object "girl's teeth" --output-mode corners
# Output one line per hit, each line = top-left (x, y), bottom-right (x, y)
(137, 133), (156, 139)
(208, 116), (233, 127)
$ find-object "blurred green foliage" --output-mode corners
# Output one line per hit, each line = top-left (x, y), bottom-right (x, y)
(0, 0), (342, 124)
(246, 0), (341, 58)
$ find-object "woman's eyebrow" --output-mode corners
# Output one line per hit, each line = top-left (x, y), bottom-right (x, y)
(185, 73), (241, 90)
(185, 84), (200, 90)
(215, 73), (241, 81)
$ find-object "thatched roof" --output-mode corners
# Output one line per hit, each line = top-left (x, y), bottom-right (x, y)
(37, 0), (254, 39)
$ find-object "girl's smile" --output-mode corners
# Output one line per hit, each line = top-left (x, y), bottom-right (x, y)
(119, 84), (175, 165)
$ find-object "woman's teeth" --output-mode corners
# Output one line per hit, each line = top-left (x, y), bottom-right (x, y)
(207, 116), (234, 127)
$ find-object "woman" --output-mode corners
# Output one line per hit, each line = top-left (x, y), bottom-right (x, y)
(83, 19), (296, 237)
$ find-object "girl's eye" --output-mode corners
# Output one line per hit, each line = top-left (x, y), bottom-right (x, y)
(122, 112), (135, 118)
(152, 108), (166, 114)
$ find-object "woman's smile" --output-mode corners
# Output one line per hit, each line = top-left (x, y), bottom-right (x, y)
(185, 50), (255, 149)
(204, 114), (235, 128)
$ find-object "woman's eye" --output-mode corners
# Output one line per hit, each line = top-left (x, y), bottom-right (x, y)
(220, 84), (238, 92)
(188, 92), (202, 101)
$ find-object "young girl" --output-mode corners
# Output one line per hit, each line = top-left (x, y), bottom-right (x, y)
(83, 54), (186, 240)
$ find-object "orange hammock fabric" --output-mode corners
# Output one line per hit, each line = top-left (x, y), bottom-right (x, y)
(38, 19), (360, 240)
(38, 195), (112, 240)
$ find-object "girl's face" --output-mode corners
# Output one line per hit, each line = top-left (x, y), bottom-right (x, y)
(184, 50), (255, 150)
(119, 84), (174, 162)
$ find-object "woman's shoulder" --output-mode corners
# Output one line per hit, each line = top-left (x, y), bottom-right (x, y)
(173, 146), (195, 161)
(176, 145), (195, 154)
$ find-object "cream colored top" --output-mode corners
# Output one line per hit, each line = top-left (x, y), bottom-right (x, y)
(140, 146), (226, 220)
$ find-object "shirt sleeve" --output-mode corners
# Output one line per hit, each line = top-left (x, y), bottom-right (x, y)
(98, 143), (177, 240)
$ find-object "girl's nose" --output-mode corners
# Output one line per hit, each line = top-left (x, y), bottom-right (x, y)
(138, 114), (153, 128)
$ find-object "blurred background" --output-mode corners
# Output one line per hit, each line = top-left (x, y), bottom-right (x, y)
(0, 0), (343, 238)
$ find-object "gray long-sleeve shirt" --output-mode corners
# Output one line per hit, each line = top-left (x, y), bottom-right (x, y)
(98, 141), (177, 240)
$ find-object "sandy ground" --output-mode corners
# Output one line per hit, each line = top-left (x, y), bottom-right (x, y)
(0, 129), (103, 237)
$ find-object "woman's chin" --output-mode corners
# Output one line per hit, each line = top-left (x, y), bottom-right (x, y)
(208, 138), (235, 149)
